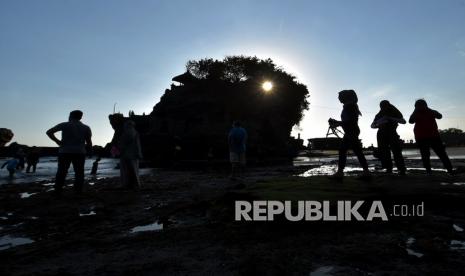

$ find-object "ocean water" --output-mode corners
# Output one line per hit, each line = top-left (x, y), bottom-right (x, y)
(0, 157), (154, 185)
(294, 147), (465, 167)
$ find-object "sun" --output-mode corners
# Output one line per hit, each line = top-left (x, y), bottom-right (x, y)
(262, 81), (273, 92)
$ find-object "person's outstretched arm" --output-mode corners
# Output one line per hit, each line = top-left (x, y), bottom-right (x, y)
(432, 109), (443, 119)
(386, 116), (406, 124)
(46, 124), (63, 146)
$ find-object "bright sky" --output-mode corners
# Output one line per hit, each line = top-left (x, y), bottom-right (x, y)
(1, 0), (465, 147)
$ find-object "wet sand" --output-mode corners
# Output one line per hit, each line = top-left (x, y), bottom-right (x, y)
(1, 164), (465, 275)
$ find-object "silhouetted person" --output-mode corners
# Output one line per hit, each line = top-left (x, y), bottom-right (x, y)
(26, 147), (40, 173)
(90, 157), (101, 175)
(46, 110), (92, 195)
(118, 121), (142, 189)
(15, 148), (26, 170)
(228, 121), (247, 179)
(2, 158), (19, 178)
(409, 99), (453, 174)
(329, 90), (370, 178)
(371, 100), (406, 175)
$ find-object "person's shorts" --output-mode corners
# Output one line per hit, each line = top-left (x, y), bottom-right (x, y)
(230, 152), (246, 165)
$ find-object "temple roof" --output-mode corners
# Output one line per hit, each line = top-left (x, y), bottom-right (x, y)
(172, 71), (198, 84)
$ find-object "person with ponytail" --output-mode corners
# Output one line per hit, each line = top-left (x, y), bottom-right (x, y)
(329, 90), (370, 179)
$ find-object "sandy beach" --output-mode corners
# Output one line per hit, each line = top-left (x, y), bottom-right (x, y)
(1, 156), (465, 275)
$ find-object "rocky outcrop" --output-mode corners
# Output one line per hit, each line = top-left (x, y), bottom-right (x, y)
(109, 57), (310, 166)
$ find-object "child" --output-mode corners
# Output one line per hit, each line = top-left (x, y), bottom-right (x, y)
(90, 157), (101, 175)
(2, 158), (19, 178)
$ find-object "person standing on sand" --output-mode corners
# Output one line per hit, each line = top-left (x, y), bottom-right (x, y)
(409, 99), (453, 174)
(118, 121), (142, 189)
(26, 146), (40, 173)
(90, 157), (101, 175)
(371, 100), (407, 175)
(46, 110), (92, 195)
(228, 121), (247, 179)
(329, 90), (370, 179)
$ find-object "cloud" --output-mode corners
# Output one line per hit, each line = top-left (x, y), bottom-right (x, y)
(370, 85), (394, 99)
(459, 50), (465, 57)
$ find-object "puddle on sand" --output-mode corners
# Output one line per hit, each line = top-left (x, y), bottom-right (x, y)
(0, 235), (34, 251)
(450, 240), (465, 250)
(79, 211), (96, 217)
(310, 266), (334, 276)
(406, 237), (415, 246)
(406, 248), (424, 258)
(440, 182), (465, 186)
(20, 192), (37, 199)
(405, 237), (424, 258)
(300, 165), (448, 177)
(299, 165), (372, 177)
(12, 222), (24, 228)
(130, 221), (163, 233)
(453, 224), (464, 232)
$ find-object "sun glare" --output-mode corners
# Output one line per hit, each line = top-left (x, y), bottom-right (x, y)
(262, 81), (273, 92)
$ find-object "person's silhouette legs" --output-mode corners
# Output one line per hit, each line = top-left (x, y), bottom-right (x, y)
(336, 137), (369, 177)
(417, 139), (432, 173)
(351, 139), (369, 171)
(430, 138), (453, 173)
(390, 135), (406, 174)
(71, 155), (85, 193)
(337, 140), (349, 172)
(378, 133), (393, 172)
(55, 154), (72, 194)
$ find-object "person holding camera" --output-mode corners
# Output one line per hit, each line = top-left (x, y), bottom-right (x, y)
(329, 90), (370, 179)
